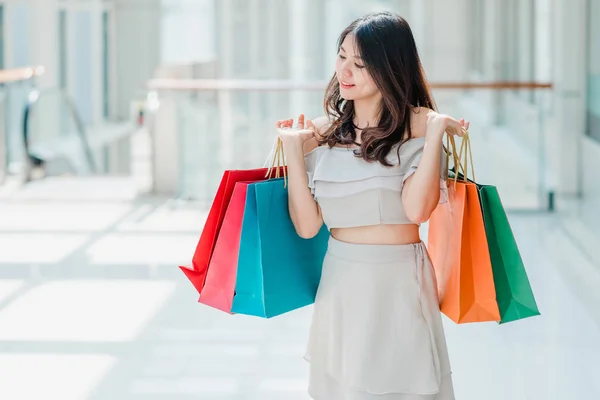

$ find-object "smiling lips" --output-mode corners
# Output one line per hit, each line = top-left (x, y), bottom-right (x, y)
(340, 81), (355, 89)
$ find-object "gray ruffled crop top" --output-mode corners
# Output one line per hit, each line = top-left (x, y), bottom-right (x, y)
(304, 137), (448, 228)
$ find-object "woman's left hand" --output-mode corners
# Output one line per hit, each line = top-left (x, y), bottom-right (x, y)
(425, 110), (470, 141)
(276, 114), (316, 146)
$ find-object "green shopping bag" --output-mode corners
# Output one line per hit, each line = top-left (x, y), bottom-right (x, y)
(478, 184), (541, 324)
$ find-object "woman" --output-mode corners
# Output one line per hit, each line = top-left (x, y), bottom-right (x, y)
(276, 12), (467, 400)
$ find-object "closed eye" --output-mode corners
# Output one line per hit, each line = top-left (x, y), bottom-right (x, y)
(338, 54), (365, 69)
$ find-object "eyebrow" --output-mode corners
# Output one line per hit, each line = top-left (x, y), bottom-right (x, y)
(340, 46), (362, 59)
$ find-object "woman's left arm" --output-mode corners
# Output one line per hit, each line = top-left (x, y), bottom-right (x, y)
(402, 111), (468, 224)
(402, 137), (444, 224)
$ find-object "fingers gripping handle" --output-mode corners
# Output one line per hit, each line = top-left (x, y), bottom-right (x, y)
(265, 137), (287, 187)
(445, 128), (474, 188)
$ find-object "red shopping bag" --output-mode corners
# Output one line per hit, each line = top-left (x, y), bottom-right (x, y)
(179, 169), (270, 294)
(198, 182), (249, 312)
(179, 167), (285, 295)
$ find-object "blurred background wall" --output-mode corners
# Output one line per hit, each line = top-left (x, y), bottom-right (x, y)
(0, 0), (597, 243)
(2, 0), (596, 201)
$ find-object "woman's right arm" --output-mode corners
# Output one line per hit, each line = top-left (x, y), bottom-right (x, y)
(277, 114), (327, 239)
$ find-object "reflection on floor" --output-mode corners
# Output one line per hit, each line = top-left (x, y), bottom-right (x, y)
(0, 177), (598, 399)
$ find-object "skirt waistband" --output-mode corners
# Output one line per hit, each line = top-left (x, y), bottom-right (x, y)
(326, 236), (426, 264)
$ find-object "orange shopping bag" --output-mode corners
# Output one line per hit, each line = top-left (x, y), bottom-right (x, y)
(428, 133), (500, 324)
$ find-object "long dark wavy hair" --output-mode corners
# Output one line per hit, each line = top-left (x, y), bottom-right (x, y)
(320, 12), (436, 166)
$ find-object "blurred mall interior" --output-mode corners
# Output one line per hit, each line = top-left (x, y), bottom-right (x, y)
(0, 0), (599, 399)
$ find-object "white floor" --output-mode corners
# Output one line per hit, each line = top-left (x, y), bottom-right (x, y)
(0, 176), (598, 400)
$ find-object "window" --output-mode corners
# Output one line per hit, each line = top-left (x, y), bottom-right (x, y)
(534, 0), (552, 83)
(102, 10), (109, 119)
(467, 0), (484, 75)
(0, 5), (4, 69)
(160, 0), (215, 65)
(58, 10), (67, 89)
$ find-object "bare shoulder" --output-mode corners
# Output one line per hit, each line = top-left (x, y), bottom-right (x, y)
(409, 107), (434, 139)
(303, 115), (334, 154)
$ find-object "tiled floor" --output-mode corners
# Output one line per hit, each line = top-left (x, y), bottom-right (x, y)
(0, 176), (598, 400)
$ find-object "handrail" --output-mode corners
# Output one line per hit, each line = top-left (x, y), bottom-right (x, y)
(0, 66), (45, 84)
(430, 82), (552, 89)
(147, 79), (328, 91)
(146, 79), (553, 91)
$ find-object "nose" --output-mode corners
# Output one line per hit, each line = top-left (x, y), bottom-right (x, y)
(340, 62), (352, 78)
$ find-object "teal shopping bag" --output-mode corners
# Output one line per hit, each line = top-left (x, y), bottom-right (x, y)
(231, 178), (330, 318)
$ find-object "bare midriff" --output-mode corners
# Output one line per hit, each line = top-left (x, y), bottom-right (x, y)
(330, 223), (421, 245)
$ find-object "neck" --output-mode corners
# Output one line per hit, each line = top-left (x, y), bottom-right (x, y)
(352, 97), (381, 141)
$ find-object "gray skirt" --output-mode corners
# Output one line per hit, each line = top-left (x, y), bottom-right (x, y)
(304, 237), (455, 400)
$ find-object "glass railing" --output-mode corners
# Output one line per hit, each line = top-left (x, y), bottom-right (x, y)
(0, 89), (7, 185)
(147, 79), (553, 212)
(0, 66), (101, 182)
(0, 66), (45, 182)
(24, 87), (97, 178)
(433, 83), (554, 212)
(23, 87), (139, 181)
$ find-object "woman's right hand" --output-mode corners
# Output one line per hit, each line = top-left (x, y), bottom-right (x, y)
(276, 114), (316, 146)
(276, 113), (324, 239)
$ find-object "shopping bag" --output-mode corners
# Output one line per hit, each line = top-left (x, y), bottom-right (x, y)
(231, 178), (330, 318)
(179, 168), (279, 295)
(428, 133), (500, 324)
(478, 184), (541, 323)
(450, 148), (541, 324)
(197, 182), (250, 313)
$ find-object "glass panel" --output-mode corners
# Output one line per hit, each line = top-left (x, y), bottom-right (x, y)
(102, 10), (110, 119)
(439, 87), (547, 211)
(587, 0), (600, 142)
(5, 5), (30, 169)
(0, 90), (6, 183)
(10, 5), (29, 67)
(26, 89), (94, 174)
(73, 10), (93, 125)
(148, 0), (551, 211)
(0, 5), (5, 69)
(175, 89), (322, 201)
(28, 89), (78, 147)
(169, 85), (547, 210)
(0, 5), (5, 181)
(160, 0), (215, 64)
(58, 10), (67, 89)
(534, 0), (552, 83)
(467, 0), (485, 75)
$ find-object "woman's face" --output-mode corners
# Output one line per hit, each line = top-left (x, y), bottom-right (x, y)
(335, 34), (380, 102)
